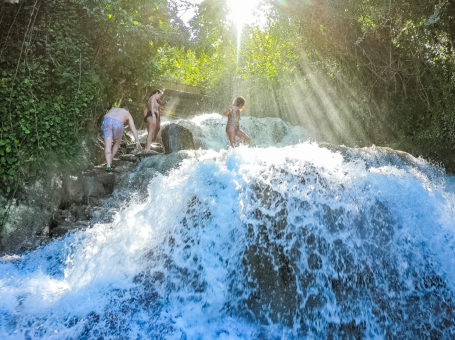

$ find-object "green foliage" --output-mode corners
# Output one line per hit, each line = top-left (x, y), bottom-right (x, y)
(238, 22), (302, 85)
(256, 0), (455, 157)
(156, 0), (236, 105)
(76, 0), (169, 98)
(0, 1), (102, 192)
(158, 44), (235, 89)
(75, 0), (191, 108)
(0, 0), (181, 193)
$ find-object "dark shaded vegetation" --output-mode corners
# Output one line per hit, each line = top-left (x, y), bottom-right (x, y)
(1, 0), (99, 194)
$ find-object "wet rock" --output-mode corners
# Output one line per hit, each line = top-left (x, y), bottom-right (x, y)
(135, 150), (161, 158)
(161, 123), (195, 153)
(327, 320), (366, 339)
(150, 142), (164, 153)
(306, 233), (316, 245)
(119, 154), (139, 162)
(304, 294), (327, 312)
(242, 244), (298, 326)
(329, 239), (355, 274)
(62, 175), (84, 206)
(300, 269), (316, 289)
(82, 171), (115, 198)
(126, 142), (163, 154)
(321, 204), (345, 233)
(0, 159), (136, 254)
(50, 221), (90, 237)
(0, 177), (64, 253)
(307, 253), (322, 270)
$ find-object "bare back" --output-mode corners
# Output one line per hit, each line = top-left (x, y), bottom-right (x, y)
(104, 108), (131, 124)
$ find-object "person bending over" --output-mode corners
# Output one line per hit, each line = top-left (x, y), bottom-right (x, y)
(144, 90), (163, 150)
(224, 96), (251, 147)
(101, 107), (142, 172)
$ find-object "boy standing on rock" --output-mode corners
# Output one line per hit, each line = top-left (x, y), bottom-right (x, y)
(101, 107), (142, 172)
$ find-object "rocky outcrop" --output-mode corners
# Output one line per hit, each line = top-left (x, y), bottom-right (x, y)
(161, 123), (195, 153)
(0, 158), (144, 254)
(0, 132), (170, 255)
(1, 176), (65, 253)
(125, 142), (164, 155)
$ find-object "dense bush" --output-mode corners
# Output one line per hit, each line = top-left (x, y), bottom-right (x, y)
(0, 1), (103, 193)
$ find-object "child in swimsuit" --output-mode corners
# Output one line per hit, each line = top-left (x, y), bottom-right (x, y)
(224, 96), (251, 148)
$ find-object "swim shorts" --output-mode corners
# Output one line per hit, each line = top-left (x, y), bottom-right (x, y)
(101, 117), (124, 140)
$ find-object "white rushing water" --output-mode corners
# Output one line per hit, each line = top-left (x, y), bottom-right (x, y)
(1, 114), (455, 339)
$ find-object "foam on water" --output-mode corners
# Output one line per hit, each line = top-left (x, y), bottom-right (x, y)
(166, 113), (306, 150)
(1, 115), (455, 339)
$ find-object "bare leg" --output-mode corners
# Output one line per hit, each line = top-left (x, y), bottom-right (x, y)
(236, 129), (251, 146)
(154, 115), (160, 143)
(226, 126), (236, 147)
(111, 139), (122, 164)
(104, 136), (113, 167)
(146, 117), (156, 150)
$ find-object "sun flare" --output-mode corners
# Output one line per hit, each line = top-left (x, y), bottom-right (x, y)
(227, 0), (267, 32)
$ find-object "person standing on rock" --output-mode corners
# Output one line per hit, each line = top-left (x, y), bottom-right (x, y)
(101, 107), (142, 172)
(144, 90), (163, 150)
(224, 96), (251, 148)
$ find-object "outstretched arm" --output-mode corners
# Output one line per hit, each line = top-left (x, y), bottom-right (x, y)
(127, 113), (143, 150)
(223, 106), (233, 116)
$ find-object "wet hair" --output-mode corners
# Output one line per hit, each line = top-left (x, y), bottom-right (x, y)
(150, 89), (162, 96)
(232, 96), (245, 107)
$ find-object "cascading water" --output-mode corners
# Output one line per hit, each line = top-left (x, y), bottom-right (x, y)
(1, 114), (454, 339)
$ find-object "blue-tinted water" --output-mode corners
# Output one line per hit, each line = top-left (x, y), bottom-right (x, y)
(1, 115), (454, 339)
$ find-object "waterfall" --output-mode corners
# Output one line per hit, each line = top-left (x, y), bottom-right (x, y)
(1, 114), (454, 339)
